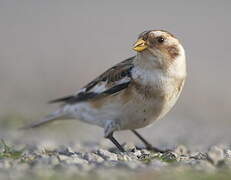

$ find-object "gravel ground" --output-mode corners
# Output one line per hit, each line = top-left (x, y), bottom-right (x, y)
(1, 140), (231, 180)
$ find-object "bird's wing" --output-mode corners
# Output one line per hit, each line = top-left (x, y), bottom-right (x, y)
(49, 56), (135, 104)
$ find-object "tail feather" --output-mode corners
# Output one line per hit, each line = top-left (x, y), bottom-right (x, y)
(48, 95), (74, 104)
(20, 109), (66, 129)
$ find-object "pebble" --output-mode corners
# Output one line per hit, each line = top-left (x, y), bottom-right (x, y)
(58, 146), (75, 156)
(59, 154), (88, 165)
(161, 151), (178, 162)
(141, 149), (151, 156)
(82, 152), (104, 163)
(118, 153), (133, 161)
(174, 145), (189, 155)
(1, 141), (231, 179)
(224, 149), (231, 159)
(96, 149), (118, 161)
(190, 152), (208, 160)
(123, 142), (136, 152)
(207, 146), (225, 166)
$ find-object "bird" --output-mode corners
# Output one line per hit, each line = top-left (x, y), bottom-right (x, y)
(23, 30), (187, 152)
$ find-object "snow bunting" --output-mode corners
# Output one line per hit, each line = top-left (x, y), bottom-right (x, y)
(24, 30), (186, 152)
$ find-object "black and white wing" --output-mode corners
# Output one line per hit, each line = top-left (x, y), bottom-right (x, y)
(49, 56), (135, 104)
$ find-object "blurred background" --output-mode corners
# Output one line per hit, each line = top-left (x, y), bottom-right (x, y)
(0, 0), (230, 149)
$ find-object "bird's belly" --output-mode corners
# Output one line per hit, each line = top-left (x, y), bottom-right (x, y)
(118, 97), (164, 130)
(119, 88), (182, 130)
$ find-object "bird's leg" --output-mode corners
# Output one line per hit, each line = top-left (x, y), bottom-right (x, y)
(131, 130), (166, 153)
(104, 120), (125, 152)
(106, 133), (125, 152)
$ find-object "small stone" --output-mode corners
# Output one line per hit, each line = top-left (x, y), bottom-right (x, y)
(64, 154), (88, 165)
(37, 141), (57, 151)
(82, 152), (104, 163)
(178, 155), (190, 162)
(174, 145), (188, 155)
(132, 150), (142, 157)
(137, 149), (151, 161)
(207, 146), (225, 166)
(123, 142), (136, 152)
(224, 149), (231, 159)
(190, 152), (207, 160)
(141, 149), (151, 156)
(96, 149), (118, 161)
(58, 154), (70, 161)
(161, 151), (178, 162)
(117, 153), (133, 161)
(58, 146), (75, 156)
(121, 150), (142, 160)
(57, 153), (89, 166)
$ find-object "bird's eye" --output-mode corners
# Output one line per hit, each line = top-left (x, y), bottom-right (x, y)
(157, 36), (165, 43)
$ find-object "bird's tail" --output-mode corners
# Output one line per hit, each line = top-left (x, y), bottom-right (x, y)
(20, 108), (68, 129)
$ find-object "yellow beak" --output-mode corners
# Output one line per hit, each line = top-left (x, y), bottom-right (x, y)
(133, 38), (148, 52)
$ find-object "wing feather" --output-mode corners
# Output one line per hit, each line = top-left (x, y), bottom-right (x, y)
(49, 56), (135, 104)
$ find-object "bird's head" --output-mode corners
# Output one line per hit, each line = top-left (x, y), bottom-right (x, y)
(133, 30), (185, 70)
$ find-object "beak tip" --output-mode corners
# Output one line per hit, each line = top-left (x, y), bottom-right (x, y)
(132, 39), (148, 52)
(132, 47), (137, 51)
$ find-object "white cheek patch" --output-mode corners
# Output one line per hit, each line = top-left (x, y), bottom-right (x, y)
(165, 38), (179, 47)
